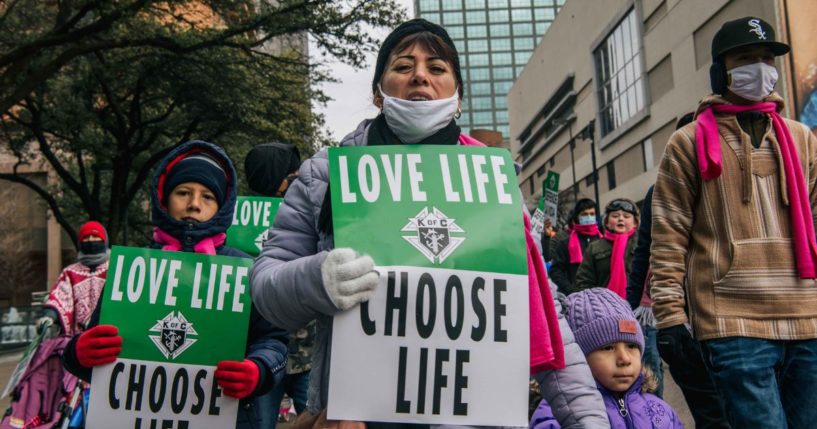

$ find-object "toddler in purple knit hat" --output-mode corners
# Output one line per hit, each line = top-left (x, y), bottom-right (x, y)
(530, 288), (684, 428)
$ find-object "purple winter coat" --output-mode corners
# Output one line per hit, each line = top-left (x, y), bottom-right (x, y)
(530, 374), (683, 429)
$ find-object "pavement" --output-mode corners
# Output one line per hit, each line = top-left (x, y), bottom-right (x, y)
(0, 352), (693, 427)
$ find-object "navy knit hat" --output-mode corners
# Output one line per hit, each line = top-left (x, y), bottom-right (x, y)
(567, 288), (644, 355)
(372, 19), (463, 98)
(163, 153), (228, 207)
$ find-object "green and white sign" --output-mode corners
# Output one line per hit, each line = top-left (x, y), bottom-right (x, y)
(226, 196), (283, 256)
(542, 171), (560, 225)
(326, 145), (529, 426)
(86, 246), (252, 429)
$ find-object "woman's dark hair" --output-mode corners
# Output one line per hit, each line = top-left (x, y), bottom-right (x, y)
(570, 198), (598, 225)
(385, 32), (462, 96)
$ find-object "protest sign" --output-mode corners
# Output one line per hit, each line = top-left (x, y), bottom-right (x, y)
(226, 196), (283, 256)
(542, 171), (560, 225)
(86, 246), (252, 429)
(326, 145), (529, 426)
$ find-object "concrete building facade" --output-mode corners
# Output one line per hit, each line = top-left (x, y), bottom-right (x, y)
(415, 0), (565, 139)
(508, 0), (794, 216)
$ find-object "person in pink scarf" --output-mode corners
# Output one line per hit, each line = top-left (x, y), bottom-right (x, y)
(651, 17), (817, 429)
(574, 199), (639, 298)
(548, 198), (601, 295)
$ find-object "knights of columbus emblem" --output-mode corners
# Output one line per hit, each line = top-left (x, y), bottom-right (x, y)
(149, 311), (198, 360)
(401, 207), (465, 264)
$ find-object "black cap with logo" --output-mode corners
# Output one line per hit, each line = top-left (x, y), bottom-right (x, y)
(711, 17), (790, 61)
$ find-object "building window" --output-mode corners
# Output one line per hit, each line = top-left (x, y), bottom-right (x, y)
(495, 81), (513, 94)
(607, 162), (617, 190)
(471, 82), (492, 95)
(468, 39), (489, 52)
(493, 52), (513, 65)
(494, 95), (508, 108)
(469, 53), (490, 66)
(489, 9), (510, 22)
(473, 111), (493, 124)
(497, 125), (509, 136)
(470, 67), (491, 81)
(512, 22), (534, 35)
(514, 37), (534, 50)
(466, 10), (487, 23)
(494, 67), (513, 80)
(466, 0), (487, 7)
(511, 8), (532, 21)
(442, 0), (461, 10)
(443, 11), (464, 25)
(490, 23), (511, 36)
(514, 51), (532, 64)
(419, 0), (440, 11)
(534, 7), (555, 20)
(467, 25), (488, 38)
(594, 8), (645, 136)
(491, 38), (512, 51)
(489, 0), (508, 7)
(447, 26), (464, 39)
(472, 96), (493, 110)
(535, 22), (550, 35)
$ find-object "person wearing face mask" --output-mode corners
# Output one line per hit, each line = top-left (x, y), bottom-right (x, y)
(37, 221), (110, 339)
(251, 19), (609, 429)
(574, 199), (639, 297)
(651, 16), (817, 429)
(548, 199), (601, 296)
(62, 141), (289, 429)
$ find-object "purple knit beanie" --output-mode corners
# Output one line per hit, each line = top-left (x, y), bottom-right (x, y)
(567, 288), (644, 355)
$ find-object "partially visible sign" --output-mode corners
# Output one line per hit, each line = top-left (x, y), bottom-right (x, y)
(86, 246), (252, 429)
(326, 145), (529, 426)
(226, 196), (283, 256)
(542, 172), (560, 225)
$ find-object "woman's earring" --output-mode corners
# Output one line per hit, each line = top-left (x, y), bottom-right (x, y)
(455, 107), (462, 120)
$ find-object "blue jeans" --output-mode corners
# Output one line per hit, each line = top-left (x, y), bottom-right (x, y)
(701, 337), (817, 429)
(257, 370), (311, 429)
(642, 326), (664, 398)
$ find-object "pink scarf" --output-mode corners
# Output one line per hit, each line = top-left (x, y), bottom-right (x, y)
(152, 227), (226, 255)
(460, 133), (564, 372)
(604, 229), (635, 299)
(696, 102), (817, 279)
(568, 224), (601, 264)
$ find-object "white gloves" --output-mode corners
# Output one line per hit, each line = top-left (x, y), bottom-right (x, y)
(321, 248), (379, 311)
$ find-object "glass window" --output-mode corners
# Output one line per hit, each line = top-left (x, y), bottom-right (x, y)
(446, 25), (464, 39)
(473, 111), (493, 124)
(488, 0), (508, 7)
(420, 12), (440, 23)
(514, 37), (534, 50)
(515, 65), (526, 76)
(536, 22), (550, 35)
(594, 9), (645, 136)
(471, 82), (492, 95)
(514, 51), (532, 64)
(467, 25), (488, 38)
(533, 0), (552, 5)
(512, 23), (534, 35)
(511, 0), (531, 6)
(472, 96), (493, 110)
(492, 52), (512, 65)
(443, 12), (463, 25)
(497, 125), (509, 137)
(494, 96), (507, 109)
(466, 10), (486, 24)
(470, 67), (491, 81)
(466, 0), (486, 7)
(490, 38), (512, 51)
(534, 7), (555, 20)
(468, 39), (489, 52)
(419, 0), (440, 11)
(494, 67), (513, 80)
(469, 53), (490, 66)
(511, 9), (532, 21)
(490, 23), (511, 37)
(489, 9), (509, 22)
(442, 0), (461, 10)
(495, 81), (513, 94)
(496, 110), (509, 123)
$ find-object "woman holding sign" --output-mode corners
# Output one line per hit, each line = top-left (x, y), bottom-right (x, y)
(62, 140), (289, 429)
(251, 19), (608, 428)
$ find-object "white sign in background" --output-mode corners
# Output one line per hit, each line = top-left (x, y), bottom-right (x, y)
(86, 360), (239, 429)
(327, 266), (529, 426)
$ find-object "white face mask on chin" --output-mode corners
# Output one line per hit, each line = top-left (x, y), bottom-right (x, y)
(727, 62), (778, 102)
(380, 84), (460, 144)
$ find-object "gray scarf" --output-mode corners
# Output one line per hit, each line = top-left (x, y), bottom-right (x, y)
(78, 249), (110, 270)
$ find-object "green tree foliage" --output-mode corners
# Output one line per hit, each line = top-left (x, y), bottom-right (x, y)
(0, 0), (405, 246)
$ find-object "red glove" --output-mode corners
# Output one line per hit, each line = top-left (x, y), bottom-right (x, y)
(215, 359), (260, 399)
(76, 325), (122, 368)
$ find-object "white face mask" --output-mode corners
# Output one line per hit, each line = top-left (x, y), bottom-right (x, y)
(727, 62), (778, 102)
(577, 215), (597, 226)
(379, 85), (460, 144)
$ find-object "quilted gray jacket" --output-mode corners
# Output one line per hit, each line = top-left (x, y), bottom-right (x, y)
(250, 119), (609, 428)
